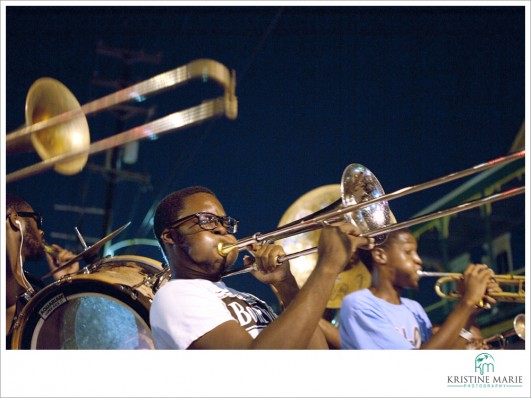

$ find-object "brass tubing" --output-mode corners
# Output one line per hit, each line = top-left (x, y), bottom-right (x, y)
(219, 186), (525, 274)
(417, 271), (525, 303)
(218, 151), (524, 257)
(7, 59), (237, 183)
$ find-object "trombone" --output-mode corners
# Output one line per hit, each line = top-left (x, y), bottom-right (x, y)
(6, 59), (237, 183)
(417, 271), (525, 303)
(220, 150), (525, 277)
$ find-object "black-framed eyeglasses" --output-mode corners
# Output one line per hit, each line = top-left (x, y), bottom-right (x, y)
(166, 212), (238, 234)
(17, 211), (43, 229)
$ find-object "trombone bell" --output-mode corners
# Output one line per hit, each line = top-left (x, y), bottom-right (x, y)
(341, 163), (392, 245)
(7, 59), (237, 182)
(25, 78), (90, 175)
(7, 78), (90, 175)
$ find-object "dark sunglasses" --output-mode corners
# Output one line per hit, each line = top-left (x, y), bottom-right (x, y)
(17, 211), (43, 229)
(166, 212), (238, 234)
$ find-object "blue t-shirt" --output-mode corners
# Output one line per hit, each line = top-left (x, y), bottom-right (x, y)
(339, 288), (432, 349)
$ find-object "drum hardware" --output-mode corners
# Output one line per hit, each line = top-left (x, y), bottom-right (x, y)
(7, 59), (237, 183)
(151, 267), (172, 294)
(126, 286), (139, 301)
(11, 292), (34, 333)
(131, 272), (157, 291)
(54, 274), (74, 286)
(41, 222), (131, 280)
(220, 151), (525, 277)
(129, 278), (152, 300)
(82, 263), (98, 274)
(95, 256), (165, 301)
(75, 226), (89, 250)
(136, 266), (171, 294)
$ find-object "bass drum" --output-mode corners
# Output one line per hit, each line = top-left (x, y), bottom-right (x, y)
(11, 255), (169, 350)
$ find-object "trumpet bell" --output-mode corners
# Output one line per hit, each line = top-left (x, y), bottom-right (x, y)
(341, 163), (391, 245)
(25, 78), (90, 175)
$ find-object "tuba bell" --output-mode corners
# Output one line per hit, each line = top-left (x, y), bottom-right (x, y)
(276, 184), (376, 308)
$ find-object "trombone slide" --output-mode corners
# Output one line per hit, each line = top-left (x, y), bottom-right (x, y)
(7, 59), (238, 183)
(218, 152), (524, 259)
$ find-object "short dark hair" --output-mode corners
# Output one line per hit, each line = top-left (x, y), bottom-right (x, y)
(153, 186), (215, 252)
(6, 194), (30, 214)
(358, 228), (414, 272)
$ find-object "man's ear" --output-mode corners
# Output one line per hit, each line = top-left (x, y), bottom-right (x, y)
(372, 247), (387, 265)
(161, 230), (175, 246)
(6, 213), (21, 232)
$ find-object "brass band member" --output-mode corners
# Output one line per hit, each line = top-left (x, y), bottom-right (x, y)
(339, 228), (501, 349)
(5, 194), (79, 346)
(149, 186), (374, 349)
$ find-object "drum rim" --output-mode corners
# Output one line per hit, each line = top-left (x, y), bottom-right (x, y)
(98, 254), (165, 273)
(12, 279), (153, 349)
(11, 255), (165, 349)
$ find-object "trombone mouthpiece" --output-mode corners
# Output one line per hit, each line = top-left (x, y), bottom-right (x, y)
(217, 242), (234, 257)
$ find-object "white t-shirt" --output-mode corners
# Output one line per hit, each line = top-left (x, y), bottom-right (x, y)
(150, 279), (278, 349)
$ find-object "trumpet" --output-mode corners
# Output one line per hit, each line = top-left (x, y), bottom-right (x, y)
(417, 271), (525, 303)
(220, 151), (525, 277)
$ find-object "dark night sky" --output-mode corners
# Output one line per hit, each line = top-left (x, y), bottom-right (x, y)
(1, 3), (529, 397)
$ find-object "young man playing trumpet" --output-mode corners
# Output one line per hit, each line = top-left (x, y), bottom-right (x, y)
(339, 228), (501, 349)
(149, 186), (375, 349)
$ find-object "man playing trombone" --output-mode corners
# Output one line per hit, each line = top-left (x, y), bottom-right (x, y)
(149, 186), (374, 349)
(339, 228), (501, 349)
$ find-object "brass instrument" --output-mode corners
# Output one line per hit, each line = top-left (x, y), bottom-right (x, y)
(7, 78), (90, 175)
(417, 271), (525, 303)
(220, 151), (525, 277)
(275, 184), (387, 294)
(44, 244), (57, 257)
(483, 313), (525, 349)
(7, 59), (237, 183)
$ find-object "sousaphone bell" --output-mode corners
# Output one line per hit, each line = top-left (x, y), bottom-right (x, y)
(277, 184), (375, 308)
